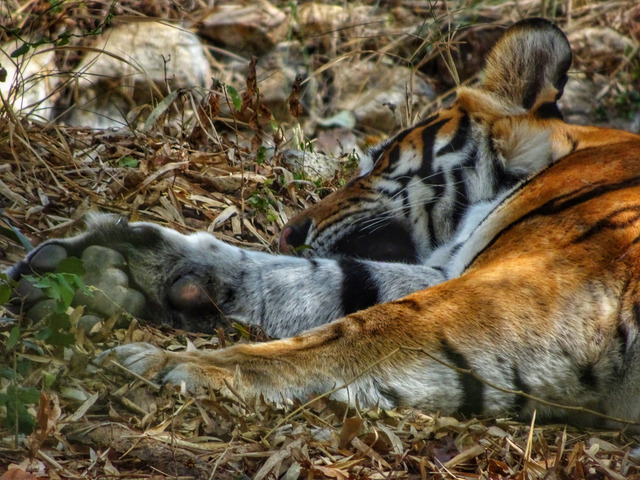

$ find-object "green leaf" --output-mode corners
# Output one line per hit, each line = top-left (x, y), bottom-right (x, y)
(0, 283), (10, 304)
(55, 257), (85, 276)
(1, 386), (40, 434)
(6, 325), (20, 350)
(10, 43), (30, 58)
(3, 403), (35, 433)
(256, 146), (267, 165)
(18, 386), (40, 404)
(34, 326), (52, 341)
(55, 275), (75, 311)
(43, 372), (57, 388)
(49, 313), (71, 331)
(117, 156), (139, 168)
(232, 322), (251, 340)
(16, 358), (32, 376)
(226, 85), (242, 110)
(0, 367), (15, 380)
(46, 330), (74, 347)
(44, 280), (61, 303)
(22, 339), (43, 355)
(57, 34), (70, 46)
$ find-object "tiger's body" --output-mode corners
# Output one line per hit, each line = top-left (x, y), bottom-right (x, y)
(8, 18), (640, 428)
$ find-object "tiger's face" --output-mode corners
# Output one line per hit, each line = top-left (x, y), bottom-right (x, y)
(280, 19), (576, 264)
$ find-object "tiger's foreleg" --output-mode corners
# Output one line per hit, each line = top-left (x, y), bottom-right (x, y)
(6, 213), (445, 337)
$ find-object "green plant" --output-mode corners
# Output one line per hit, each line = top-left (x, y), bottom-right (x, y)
(247, 179), (279, 224)
(116, 156), (139, 168)
(0, 259), (91, 437)
(0, 384), (39, 434)
(256, 145), (267, 165)
(226, 85), (242, 111)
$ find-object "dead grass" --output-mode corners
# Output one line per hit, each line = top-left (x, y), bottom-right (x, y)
(1, 0), (640, 478)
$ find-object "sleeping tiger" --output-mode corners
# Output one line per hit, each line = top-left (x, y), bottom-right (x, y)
(7, 18), (640, 428)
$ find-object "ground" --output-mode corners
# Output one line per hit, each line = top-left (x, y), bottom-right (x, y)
(1, 1), (639, 478)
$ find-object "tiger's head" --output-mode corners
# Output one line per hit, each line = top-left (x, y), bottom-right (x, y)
(280, 18), (577, 263)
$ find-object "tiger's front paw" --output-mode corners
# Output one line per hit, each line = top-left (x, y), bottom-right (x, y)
(9, 242), (146, 331)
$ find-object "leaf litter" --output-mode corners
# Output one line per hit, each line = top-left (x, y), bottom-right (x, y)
(1, 0), (640, 478)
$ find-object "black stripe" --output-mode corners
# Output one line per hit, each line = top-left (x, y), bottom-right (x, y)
(463, 145), (479, 167)
(386, 144), (401, 168)
(425, 169), (446, 249)
(339, 258), (380, 314)
(374, 379), (403, 406)
(436, 114), (470, 156)
(492, 154), (524, 191)
(571, 206), (640, 244)
(512, 365), (530, 413)
(414, 113), (440, 128)
(534, 101), (563, 120)
(529, 177), (640, 220)
(578, 363), (598, 389)
(381, 126), (417, 169)
(441, 339), (484, 416)
(615, 324), (629, 378)
(634, 303), (640, 327)
(450, 167), (469, 233)
(466, 174), (640, 270)
(419, 119), (448, 178)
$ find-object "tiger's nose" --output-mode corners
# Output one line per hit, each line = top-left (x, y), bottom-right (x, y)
(279, 218), (312, 253)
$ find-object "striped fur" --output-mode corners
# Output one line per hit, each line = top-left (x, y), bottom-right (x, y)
(8, 19), (640, 427)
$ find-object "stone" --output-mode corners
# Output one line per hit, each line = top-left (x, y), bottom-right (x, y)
(0, 40), (57, 121)
(568, 27), (634, 75)
(63, 22), (211, 129)
(197, 1), (288, 55)
(280, 149), (340, 181)
(333, 60), (435, 132)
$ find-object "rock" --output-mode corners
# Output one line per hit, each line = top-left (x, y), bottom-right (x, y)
(560, 75), (640, 134)
(559, 75), (600, 126)
(296, 3), (381, 51)
(78, 314), (103, 334)
(280, 149), (340, 181)
(333, 60), (435, 132)
(0, 40), (57, 120)
(251, 41), (310, 121)
(63, 22), (211, 129)
(315, 128), (362, 159)
(197, 1), (288, 55)
(568, 27), (634, 75)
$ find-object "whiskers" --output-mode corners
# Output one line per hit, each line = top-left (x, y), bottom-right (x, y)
(355, 172), (470, 236)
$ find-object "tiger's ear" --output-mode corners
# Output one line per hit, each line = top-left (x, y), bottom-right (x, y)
(480, 18), (572, 115)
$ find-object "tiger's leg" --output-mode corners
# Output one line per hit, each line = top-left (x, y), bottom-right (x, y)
(6, 213), (445, 337)
(101, 260), (639, 428)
